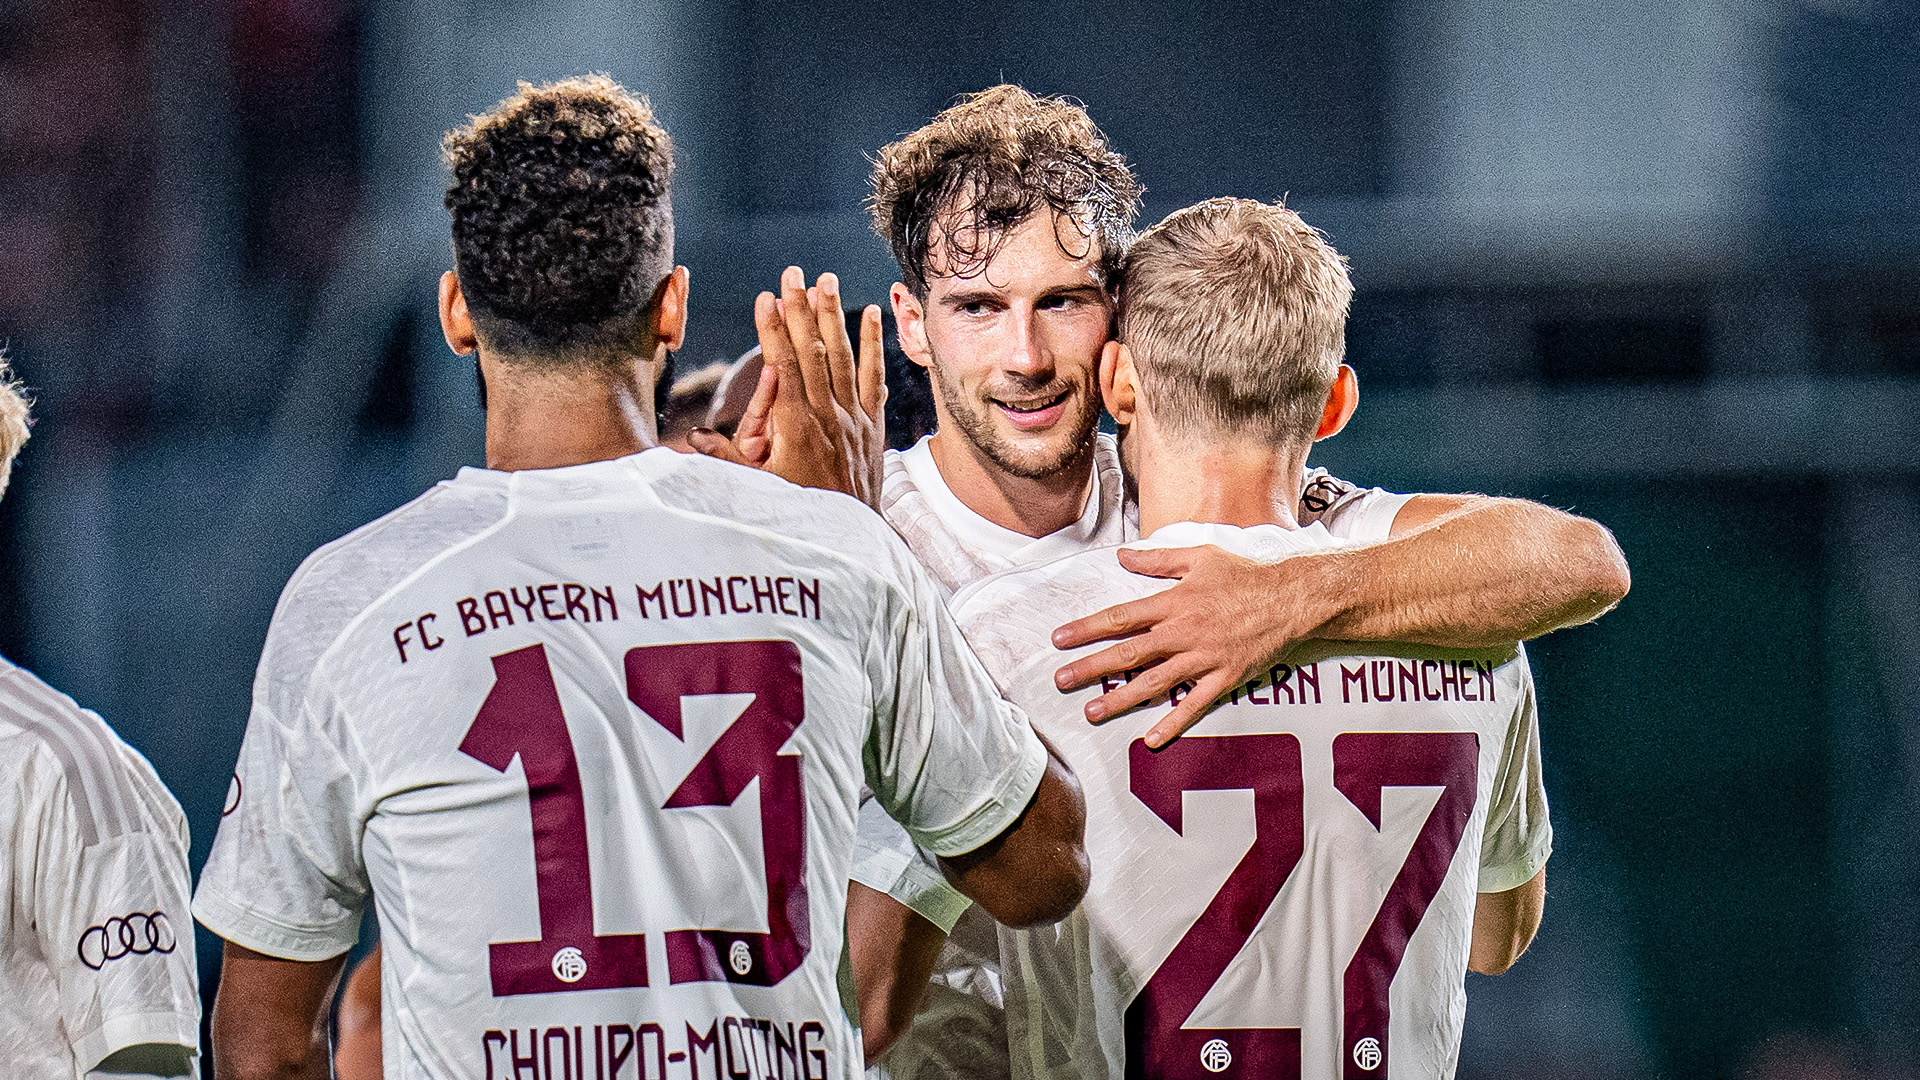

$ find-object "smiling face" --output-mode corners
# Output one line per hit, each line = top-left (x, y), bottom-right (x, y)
(894, 211), (1113, 481)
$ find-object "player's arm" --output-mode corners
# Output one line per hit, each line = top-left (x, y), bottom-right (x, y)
(936, 731), (1088, 927)
(1469, 867), (1546, 975)
(333, 944), (384, 1080)
(209, 942), (345, 1080)
(846, 882), (948, 1063)
(1055, 494), (1630, 746)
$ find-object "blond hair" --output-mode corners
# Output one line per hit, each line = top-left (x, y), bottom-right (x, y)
(0, 354), (31, 500)
(1118, 198), (1351, 444)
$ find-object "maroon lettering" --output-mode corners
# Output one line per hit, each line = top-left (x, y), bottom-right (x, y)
(1370, 660), (1396, 703)
(459, 645), (647, 995)
(1245, 674), (1269, 705)
(751, 576), (775, 613)
(510, 587), (539, 624)
(726, 576), (753, 613)
(1458, 660), (1478, 701)
(539, 584), (564, 621)
(564, 583), (591, 622)
(393, 622), (413, 663)
(636, 583), (666, 619)
(418, 613), (444, 651)
(1168, 680), (1194, 707)
(485, 590), (514, 630)
(626, 640), (811, 987)
(686, 1021), (721, 1080)
(482, 1031), (508, 1080)
(669, 580), (698, 618)
(800, 1022), (827, 1080)
(1333, 731), (1480, 1079)
(723, 1017), (749, 1078)
(509, 1029), (539, 1080)
(543, 1026), (571, 1080)
(772, 1020), (800, 1079)
(797, 578), (820, 620)
(1421, 660), (1440, 701)
(459, 597), (486, 637)
(775, 577), (796, 616)
(1398, 661), (1420, 704)
(1341, 664), (1368, 703)
(1477, 660), (1496, 700)
(591, 585), (618, 622)
(1296, 662), (1321, 704)
(700, 577), (726, 617)
(636, 1023), (666, 1080)
(1441, 662), (1461, 700)
(1127, 734), (1305, 1078)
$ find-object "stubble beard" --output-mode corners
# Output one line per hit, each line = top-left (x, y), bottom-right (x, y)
(926, 343), (1101, 482)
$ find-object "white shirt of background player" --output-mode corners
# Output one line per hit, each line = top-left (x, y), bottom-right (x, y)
(951, 520), (1550, 1080)
(0, 658), (201, 1080)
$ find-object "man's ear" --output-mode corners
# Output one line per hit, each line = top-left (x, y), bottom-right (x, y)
(890, 283), (933, 370)
(439, 272), (478, 356)
(1313, 364), (1358, 440)
(1100, 341), (1138, 427)
(651, 266), (690, 353)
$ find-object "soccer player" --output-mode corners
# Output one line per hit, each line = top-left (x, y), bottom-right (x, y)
(0, 358), (203, 1079)
(697, 86), (1618, 1077)
(952, 196), (1549, 1080)
(192, 75), (1088, 1080)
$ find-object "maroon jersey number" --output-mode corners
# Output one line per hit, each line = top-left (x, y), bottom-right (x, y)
(1124, 731), (1480, 1079)
(459, 640), (810, 996)
(1125, 734), (1306, 1080)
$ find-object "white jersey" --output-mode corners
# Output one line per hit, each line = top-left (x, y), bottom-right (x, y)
(192, 448), (1047, 1080)
(0, 658), (200, 1080)
(858, 436), (1415, 1080)
(951, 522), (1552, 1080)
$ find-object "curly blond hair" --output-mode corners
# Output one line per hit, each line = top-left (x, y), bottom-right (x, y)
(0, 354), (31, 500)
(443, 74), (675, 360)
(1120, 198), (1352, 444)
(869, 85), (1141, 295)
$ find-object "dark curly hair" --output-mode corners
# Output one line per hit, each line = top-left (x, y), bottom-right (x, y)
(869, 85), (1142, 296)
(443, 74), (675, 361)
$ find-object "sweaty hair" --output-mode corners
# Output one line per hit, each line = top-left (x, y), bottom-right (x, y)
(869, 84), (1142, 296)
(1119, 198), (1352, 445)
(443, 74), (675, 362)
(0, 353), (31, 500)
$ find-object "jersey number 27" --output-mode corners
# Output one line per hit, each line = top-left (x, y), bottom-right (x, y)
(1125, 731), (1479, 1080)
(459, 640), (808, 996)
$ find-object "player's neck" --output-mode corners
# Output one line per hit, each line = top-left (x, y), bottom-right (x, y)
(1131, 424), (1309, 537)
(480, 355), (660, 472)
(927, 427), (1097, 539)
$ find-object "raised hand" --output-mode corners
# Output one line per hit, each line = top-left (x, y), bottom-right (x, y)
(690, 266), (887, 507)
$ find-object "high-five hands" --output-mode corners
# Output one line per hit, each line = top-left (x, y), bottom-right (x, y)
(690, 267), (887, 507)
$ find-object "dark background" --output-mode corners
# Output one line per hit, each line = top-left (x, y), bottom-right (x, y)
(2, 1), (1918, 1077)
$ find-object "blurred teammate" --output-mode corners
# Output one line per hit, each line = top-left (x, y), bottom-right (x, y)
(954, 197), (1549, 1079)
(193, 75), (1087, 1080)
(707, 86), (1614, 1077)
(0, 358), (202, 1079)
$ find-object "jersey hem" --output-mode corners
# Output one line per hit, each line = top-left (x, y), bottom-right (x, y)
(1478, 832), (1552, 894)
(71, 1011), (200, 1077)
(191, 887), (358, 962)
(908, 726), (1048, 858)
(850, 841), (971, 933)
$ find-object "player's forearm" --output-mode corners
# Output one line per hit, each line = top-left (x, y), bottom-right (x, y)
(846, 882), (947, 1064)
(938, 738), (1088, 928)
(1305, 499), (1629, 648)
(210, 943), (343, 1080)
(1469, 868), (1546, 975)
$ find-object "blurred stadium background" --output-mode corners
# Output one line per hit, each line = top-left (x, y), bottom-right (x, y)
(2, 1), (1918, 1076)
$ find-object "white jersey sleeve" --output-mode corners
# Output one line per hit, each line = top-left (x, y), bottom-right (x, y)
(1297, 468), (1414, 543)
(194, 485), (502, 960)
(861, 533), (1048, 859)
(0, 661), (200, 1079)
(1477, 652), (1553, 892)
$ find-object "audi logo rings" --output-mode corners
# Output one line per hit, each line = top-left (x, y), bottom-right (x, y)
(78, 911), (176, 970)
